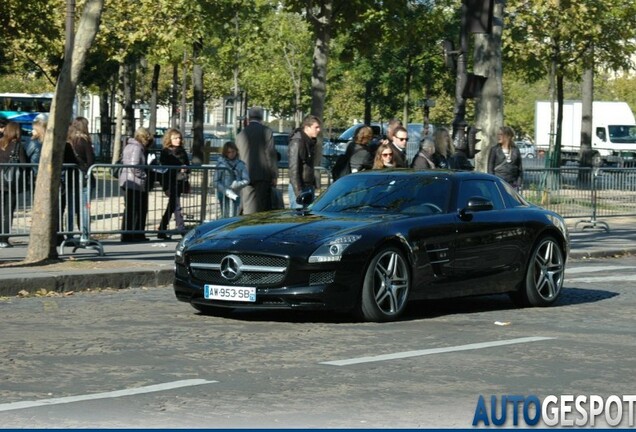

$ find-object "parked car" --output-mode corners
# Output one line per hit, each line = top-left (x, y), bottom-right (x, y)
(516, 141), (537, 158)
(174, 170), (568, 322)
(273, 132), (290, 167)
(335, 122), (435, 162)
(274, 132), (331, 169)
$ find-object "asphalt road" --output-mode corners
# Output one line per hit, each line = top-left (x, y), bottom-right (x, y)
(1, 256), (635, 428)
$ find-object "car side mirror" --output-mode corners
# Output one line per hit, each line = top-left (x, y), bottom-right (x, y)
(296, 191), (314, 208)
(458, 196), (493, 221)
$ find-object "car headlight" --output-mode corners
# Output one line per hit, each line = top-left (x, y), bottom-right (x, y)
(308, 235), (361, 263)
(175, 228), (197, 263)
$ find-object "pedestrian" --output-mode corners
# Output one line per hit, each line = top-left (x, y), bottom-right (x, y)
(215, 141), (249, 218)
(62, 117), (95, 238)
(432, 127), (453, 169)
(411, 137), (436, 170)
(0, 121), (27, 248)
(119, 127), (153, 242)
(372, 143), (395, 169)
(157, 128), (190, 238)
(380, 118), (403, 146)
(235, 106), (278, 214)
(388, 125), (409, 168)
(488, 126), (523, 189)
(347, 125), (375, 173)
(288, 115), (321, 208)
(25, 113), (48, 177)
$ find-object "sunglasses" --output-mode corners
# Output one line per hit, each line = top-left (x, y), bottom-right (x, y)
(381, 153), (393, 157)
(395, 136), (408, 141)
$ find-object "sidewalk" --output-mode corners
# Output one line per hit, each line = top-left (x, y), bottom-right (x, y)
(0, 217), (634, 297)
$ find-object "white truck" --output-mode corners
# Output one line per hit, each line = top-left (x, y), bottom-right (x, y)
(534, 100), (636, 166)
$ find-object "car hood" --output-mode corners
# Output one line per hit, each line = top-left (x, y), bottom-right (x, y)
(187, 210), (398, 253)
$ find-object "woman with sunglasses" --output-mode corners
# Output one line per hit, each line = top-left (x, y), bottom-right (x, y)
(373, 143), (395, 169)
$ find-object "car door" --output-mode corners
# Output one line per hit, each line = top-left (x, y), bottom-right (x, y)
(449, 179), (526, 295)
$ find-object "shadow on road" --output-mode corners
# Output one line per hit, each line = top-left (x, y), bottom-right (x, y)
(191, 286), (619, 324)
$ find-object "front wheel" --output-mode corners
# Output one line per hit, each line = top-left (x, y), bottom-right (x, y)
(512, 236), (565, 307)
(359, 247), (410, 322)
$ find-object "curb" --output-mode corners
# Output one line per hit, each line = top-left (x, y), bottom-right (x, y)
(0, 269), (174, 297)
(569, 249), (635, 260)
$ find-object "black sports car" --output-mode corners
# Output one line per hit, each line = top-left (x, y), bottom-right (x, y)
(174, 170), (569, 322)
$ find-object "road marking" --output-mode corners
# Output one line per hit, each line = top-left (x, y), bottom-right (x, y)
(567, 265), (636, 274)
(566, 275), (636, 283)
(0, 379), (217, 412)
(320, 336), (555, 366)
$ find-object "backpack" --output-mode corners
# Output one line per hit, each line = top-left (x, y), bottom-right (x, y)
(331, 153), (352, 181)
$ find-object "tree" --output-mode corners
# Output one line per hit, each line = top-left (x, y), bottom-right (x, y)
(473, 0), (504, 172)
(25, 0), (104, 263)
(504, 0), (636, 167)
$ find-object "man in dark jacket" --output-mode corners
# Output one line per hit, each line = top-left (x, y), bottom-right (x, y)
(388, 125), (409, 168)
(288, 115), (321, 209)
(236, 107), (278, 214)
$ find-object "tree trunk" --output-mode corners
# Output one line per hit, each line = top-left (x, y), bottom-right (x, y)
(580, 50), (594, 173)
(308, 0), (332, 172)
(171, 64), (179, 128)
(99, 85), (110, 161)
(123, 60), (136, 135)
(112, 63), (125, 163)
(24, 0), (104, 263)
(473, 0), (504, 172)
(149, 63), (160, 136)
(555, 73), (564, 167)
(191, 39), (205, 164)
(402, 59), (412, 124)
(180, 51), (188, 134)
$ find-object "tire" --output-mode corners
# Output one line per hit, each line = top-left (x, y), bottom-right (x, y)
(359, 247), (410, 322)
(512, 236), (565, 307)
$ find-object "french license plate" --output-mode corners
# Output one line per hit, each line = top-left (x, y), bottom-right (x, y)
(204, 285), (256, 302)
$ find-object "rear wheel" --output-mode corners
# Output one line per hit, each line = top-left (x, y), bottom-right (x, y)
(359, 247), (410, 322)
(512, 236), (565, 307)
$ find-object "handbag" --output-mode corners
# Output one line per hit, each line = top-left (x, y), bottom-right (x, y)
(179, 179), (191, 194)
(3, 141), (21, 188)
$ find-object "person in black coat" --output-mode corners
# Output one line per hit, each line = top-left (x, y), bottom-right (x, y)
(157, 128), (190, 238)
(388, 125), (409, 168)
(488, 126), (523, 189)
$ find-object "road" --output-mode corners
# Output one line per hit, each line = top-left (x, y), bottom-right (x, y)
(1, 257), (635, 428)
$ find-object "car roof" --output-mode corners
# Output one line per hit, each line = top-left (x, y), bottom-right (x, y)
(349, 168), (497, 181)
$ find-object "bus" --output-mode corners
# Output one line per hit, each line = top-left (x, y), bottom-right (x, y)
(0, 92), (54, 124)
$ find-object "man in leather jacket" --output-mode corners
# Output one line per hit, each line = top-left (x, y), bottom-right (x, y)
(288, 115), (321, 209)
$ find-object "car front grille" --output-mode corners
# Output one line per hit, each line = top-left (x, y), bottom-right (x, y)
(188, 252), (289, 287)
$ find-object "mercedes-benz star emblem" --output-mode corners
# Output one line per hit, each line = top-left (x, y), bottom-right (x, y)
(220, 255), (242, 280)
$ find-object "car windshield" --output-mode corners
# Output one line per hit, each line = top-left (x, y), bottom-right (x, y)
(608, 125), (636, 143)
(311, 173), (451, 214)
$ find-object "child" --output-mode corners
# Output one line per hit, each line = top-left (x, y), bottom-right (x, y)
(214, 141), (249, 218)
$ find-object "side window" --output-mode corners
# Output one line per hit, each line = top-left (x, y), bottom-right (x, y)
(457, 179), (505, 210)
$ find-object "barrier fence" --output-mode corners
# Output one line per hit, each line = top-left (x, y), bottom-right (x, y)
(0, 164), (634, 254)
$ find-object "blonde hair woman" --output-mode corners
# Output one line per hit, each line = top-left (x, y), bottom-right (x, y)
(372, 143), (394, 169)
(432, 127), (452, 169)
(25, 114), (48, 173)
(119, 127), (154, 242)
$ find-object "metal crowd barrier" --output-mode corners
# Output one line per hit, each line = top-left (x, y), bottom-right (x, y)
(8, 163), (632, 254)
(521, 166), (636, 231)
